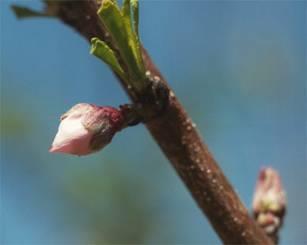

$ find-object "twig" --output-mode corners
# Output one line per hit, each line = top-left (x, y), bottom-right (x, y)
(16, 1), (273, 243)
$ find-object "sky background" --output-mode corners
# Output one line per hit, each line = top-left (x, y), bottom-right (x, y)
(1, 0), (306, 244)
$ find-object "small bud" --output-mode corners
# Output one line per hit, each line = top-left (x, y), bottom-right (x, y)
(253, 167), (286, 214)
(49, 103), (124, 156)
(252, 167), (286, 242)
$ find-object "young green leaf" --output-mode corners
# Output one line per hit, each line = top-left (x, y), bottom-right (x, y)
(98, 0), (145, 89)
(131, 0), (139, 36)
(90, 37), (126, 81)
(121, 0), (143, 73)
(130, 0), (143, 74)
(122, 0), (132, 20)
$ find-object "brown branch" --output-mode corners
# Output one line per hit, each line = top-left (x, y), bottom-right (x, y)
(43, 1), (272, 243)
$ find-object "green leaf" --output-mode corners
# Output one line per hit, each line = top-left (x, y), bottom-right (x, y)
(90, 37), (126, 81)
(11, 5), (50, 19)
(121, 0), (140, 67)
(130, 0), (143, 74)
(122, 0), (143, 75)
(122, 0), (131, 20)
(131, 0), (139, 36)
(98, 0), (145, 89)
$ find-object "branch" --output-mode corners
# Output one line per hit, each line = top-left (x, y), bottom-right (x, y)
(13, 1), (273, 243)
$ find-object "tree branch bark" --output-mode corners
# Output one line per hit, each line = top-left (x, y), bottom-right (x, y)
(45, 1), (272, 243)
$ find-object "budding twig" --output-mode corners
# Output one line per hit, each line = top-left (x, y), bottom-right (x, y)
(12, 0), (274, 244)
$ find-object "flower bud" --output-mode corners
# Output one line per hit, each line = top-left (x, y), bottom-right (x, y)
(49, 103), (124, 156)
(252, 167), (286, 242)
(252, 167), (286, 214)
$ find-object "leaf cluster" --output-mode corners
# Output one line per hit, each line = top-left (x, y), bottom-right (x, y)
(91, 0), (146, 92)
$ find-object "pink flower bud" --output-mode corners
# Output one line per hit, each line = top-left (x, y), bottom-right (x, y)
(252, 167), (286, 214)
(49, 103), (124, 156)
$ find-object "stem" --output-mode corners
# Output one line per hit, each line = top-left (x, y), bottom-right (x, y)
(44, 1), (272, 243)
